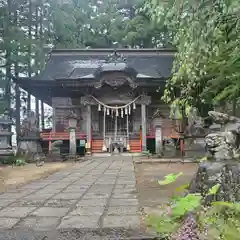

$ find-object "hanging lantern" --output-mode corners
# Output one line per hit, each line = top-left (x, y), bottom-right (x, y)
(125, 107), (128, 115)
(107, 108), (110, 115)
(116, 108), (119, 117)
(133, 102), (136, 110)
(128, 105), (131, 115)
(121, 108), (124, 118)
(98, 104), (101, 111)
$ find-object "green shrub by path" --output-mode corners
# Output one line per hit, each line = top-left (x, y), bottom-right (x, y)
(15, 159), (26, 166)
(0, 155), (26, 166)
(147, 173), (240, 240)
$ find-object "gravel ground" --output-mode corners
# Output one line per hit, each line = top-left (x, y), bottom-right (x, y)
(134, 162), (198, 217)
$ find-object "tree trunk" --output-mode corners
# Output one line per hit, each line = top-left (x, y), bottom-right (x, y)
(27, 0), (33, 114)
(5, 0), (13, 145)
(14, 6), (21, 145)
(35, 5), (40, 128)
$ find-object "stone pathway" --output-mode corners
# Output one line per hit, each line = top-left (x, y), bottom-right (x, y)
(0, 157), (148, 239)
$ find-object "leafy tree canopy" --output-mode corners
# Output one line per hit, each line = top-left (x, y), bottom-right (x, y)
(145, 0), (240, 115)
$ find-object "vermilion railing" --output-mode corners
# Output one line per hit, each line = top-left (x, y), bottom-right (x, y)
(40, 132), (87, 140)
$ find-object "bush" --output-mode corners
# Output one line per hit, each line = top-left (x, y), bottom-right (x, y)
(147, 173), (240, 240)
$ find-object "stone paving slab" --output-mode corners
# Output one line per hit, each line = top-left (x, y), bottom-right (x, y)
(0, 207), (36, 218)
(0, 199), (15, 208)
(14, 217), (60, 231)
(109, 198), (139, 206)
(107, 206), (139, 216)
(0, 218), (19, 229)
(10, 199), (46, 207)
(0, 156), (143, 236)
(31, 207), (69, 217)
(44, 199), (78, 208)
(102, 215), (140, 228)
(52, 192), (85, 200)
(58, 215), (100, 229)
(69, 206), (104, 216)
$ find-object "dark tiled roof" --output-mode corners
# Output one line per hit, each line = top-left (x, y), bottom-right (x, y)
(36, 49), (175, 81)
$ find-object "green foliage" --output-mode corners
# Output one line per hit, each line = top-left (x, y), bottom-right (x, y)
(207, 184), (220, 196)
(171, 193), (202, 218)
(0, 0), (53, 117)
(148, 172), (240, 239)
(15, 159), (26, 166)
(148, 214), (180, 237)
(158, 172), (183, 185)
(145, 0), (240, 113)
(50, 0), (171, 48)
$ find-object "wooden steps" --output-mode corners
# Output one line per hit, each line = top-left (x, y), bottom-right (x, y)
(93, 139), (141, 153)
(92, 139), (104, 153)
(129, 139), (141, 153)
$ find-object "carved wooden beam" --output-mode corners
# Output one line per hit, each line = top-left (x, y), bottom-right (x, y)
(136, 95), (151, 105)
(94, 74), (137, 89)
(55, 95), (152, 107)
(80, 96), (96, 105)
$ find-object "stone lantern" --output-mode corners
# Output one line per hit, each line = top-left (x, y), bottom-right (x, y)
(152, 110), (164, 155)
(0, 114), (14, 158)
(65, 111), (78, 157)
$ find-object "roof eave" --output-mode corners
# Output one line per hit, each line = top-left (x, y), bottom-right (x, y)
(51, 48), (177, 54)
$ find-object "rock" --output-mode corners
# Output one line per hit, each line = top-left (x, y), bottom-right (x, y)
(188, 111), (240, 203)
(208, 111), (237, 125)
(189, 161), (240, 203)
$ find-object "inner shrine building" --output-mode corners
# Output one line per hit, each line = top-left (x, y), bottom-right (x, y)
(17, 48), (178, 154)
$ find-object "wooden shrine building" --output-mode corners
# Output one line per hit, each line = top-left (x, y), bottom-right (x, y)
(16, 48), (178, 154)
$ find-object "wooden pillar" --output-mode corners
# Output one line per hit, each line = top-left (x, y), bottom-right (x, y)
(102, 107), (106, 151)
(86, 105), (92, 154)
(41, 101), (44, 130)
(35, 98), (39, 129)
(103, 108), (106, 140)
(126, 112), (129, 139)
(52, 102), (56, 132)
(27, 94), (31, 114)
(114, 111), (117, 140)
(141, 104), (147, 151)
(126, 112), (130, 151)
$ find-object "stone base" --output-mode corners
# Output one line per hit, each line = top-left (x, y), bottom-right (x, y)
(0, 149), (14, 157)
(17, 141), (44, 163)
(85, 148), (92, 156)
(0, 150), (14, 164)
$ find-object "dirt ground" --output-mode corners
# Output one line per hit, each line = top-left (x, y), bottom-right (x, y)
(134, 162), (198, 216)
(0, 162), (72, 193)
